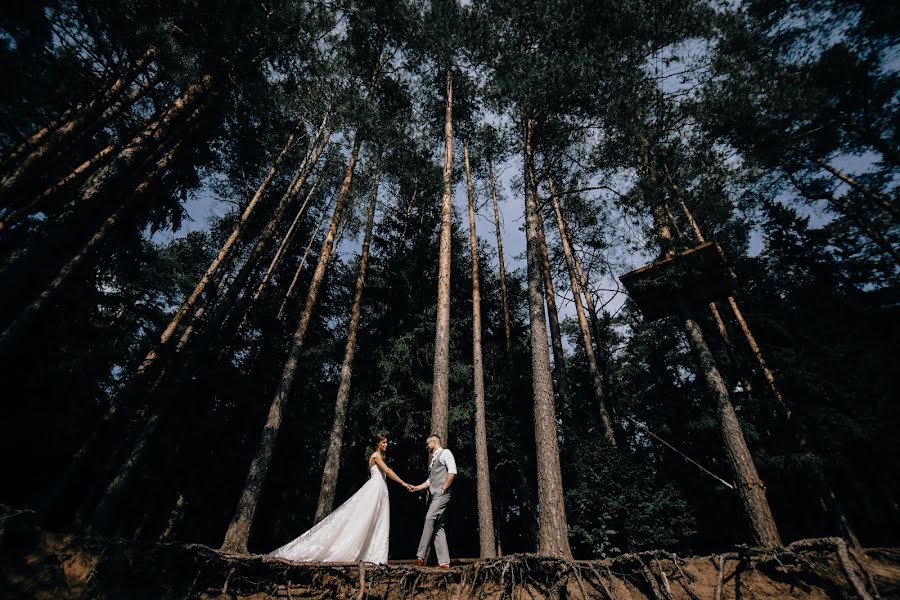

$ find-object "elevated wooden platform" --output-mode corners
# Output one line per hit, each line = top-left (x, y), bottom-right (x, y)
(619, 242), (735, 321)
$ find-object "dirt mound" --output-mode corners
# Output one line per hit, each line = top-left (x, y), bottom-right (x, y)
(1, 508), (897, 599)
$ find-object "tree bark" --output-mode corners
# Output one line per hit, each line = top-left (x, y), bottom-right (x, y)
(535, 200), (569, 414)
(488, 161), (512, 354)
(799, 149), (900, 222)
(0, 135), (186, 354)
(135, 122), (304, 377)
(314, 170), (380, 523)
(548, 185), (616, 446)
(276, 194), (333, 320)
(0, 47), (157, 207)
(651, 200), (782, 546)
(464, 141), (497, 558)
(236, 158), (327, 334)
(523, 117), (572, 559)
(430, 69), (454, 445)
(671, 185), (788, 410)
(677, 299), (782, 547)
(220, 132), (362, 553)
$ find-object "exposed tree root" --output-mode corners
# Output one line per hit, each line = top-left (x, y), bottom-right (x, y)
(2, 511), (900, 599)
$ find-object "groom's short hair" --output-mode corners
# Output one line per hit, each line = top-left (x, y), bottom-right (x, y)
(428, 434), (442, 444)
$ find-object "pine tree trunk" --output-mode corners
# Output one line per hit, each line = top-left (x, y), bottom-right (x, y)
(0, 77), (215, 306)
(523, 117), (572, 559)
(548, 187), (616, 445)
(801, 151), (900, 222)
(135, 123), (303, 376)
(488, 161), (512, 354)
(464, 141), (497, 558)
(314, 170), (380, 523)
(235, 159), (327, 334)
(651, 200), (782, 546)
(430, 69), (454, 445)
(0, 135), (186, 354)
(74, 124), (317, 509)
(158, 494), (187, 542)
(535, 201), (569, 413)
(677, 299), (782, 547)
(220, 132), (362, 553)
(396, 188), (418, 249)
(671, 190), (786, 410)
(0, 48), (157, 206)
(83, 127), (330, 534)
(277, 195), (333, 319)
(4, 47), (156, 165)
(2, 143), (119, 229)
(168, 124), (332, 376)
(73, 74), (215, 207)
(88, 411), (162, 533)
(568, 230), (603, 351)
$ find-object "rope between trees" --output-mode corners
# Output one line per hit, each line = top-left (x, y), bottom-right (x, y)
(623, 416), (735, 490)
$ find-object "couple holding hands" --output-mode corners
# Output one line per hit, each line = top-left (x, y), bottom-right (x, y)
(269, 434), (456, 567)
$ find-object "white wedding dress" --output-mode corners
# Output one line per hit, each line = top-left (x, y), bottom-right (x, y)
(268, 457), (390, 564)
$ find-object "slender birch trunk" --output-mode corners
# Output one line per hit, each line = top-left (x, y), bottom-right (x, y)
(220, 132), (362, 553)
(523, 117), (572, 558)
(464, 141), (497, 558)
(430, 69), (454, 445)
(548, 186), (616, 445)
(488, 161), (512, 354)
(314, 170), (380, 522)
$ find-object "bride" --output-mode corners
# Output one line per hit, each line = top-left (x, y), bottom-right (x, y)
(268, 434), (409, 564)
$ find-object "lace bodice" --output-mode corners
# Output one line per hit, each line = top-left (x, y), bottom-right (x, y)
(370, 464), (385, 479)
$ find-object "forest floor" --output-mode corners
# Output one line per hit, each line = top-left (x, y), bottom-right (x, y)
(1, 507), (898, 599)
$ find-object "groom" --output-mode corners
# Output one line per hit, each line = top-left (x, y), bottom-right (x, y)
(407, 434), (456, 568)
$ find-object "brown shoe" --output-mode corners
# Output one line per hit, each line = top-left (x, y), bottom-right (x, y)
(415, 557), (425, 567)
(438, 563), (450, 569)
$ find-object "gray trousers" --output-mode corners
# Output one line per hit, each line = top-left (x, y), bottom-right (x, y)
(416, 491), (451, 564)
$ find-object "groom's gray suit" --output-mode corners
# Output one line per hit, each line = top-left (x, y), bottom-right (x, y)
(416, 448), (456, 565)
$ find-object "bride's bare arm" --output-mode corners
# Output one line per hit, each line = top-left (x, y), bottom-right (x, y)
(372, 454), (407, 487)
